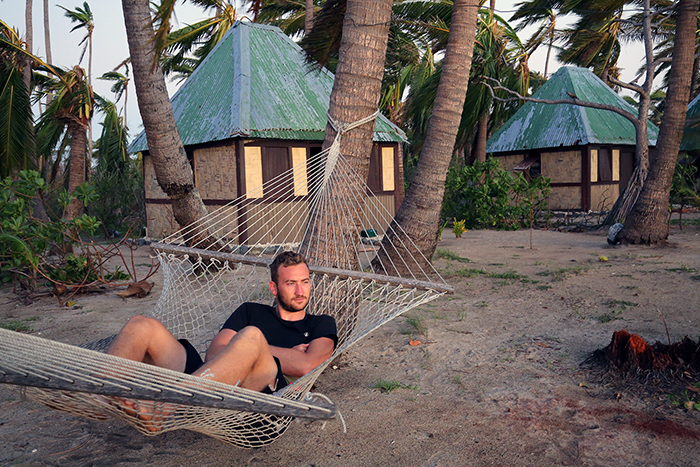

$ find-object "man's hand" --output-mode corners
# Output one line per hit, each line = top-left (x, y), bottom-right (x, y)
(270, 337), (334, 378)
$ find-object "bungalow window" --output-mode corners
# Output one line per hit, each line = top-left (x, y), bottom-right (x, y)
(513, 155), (541, 181)
(591, 148), (619, 182)
(368, 145), (396, 193)
(244, 145), (309, 199)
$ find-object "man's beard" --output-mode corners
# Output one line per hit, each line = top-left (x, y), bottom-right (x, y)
(277, 292), (308, 313)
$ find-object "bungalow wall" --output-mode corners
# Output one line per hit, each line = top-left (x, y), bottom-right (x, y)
(494, 145), (635, 211)
(143, 141), (403, 240)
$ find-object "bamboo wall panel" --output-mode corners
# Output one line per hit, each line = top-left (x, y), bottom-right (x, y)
(496, 154), (525, 172)
(542, 150), (581, 183)
(245, 201), (309, 244)
(146, 203), (178, 238)
(144, 156), (167, 199)
(548, 186), (581, 210)
(590, 184), (619, 211)
(360, 195), (395, 235)
(194, 144), (237, 199)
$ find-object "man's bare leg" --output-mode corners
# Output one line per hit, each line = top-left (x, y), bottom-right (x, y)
(106, 315), (187, 372)
(193, 326), (279, 392)
(104, 315), (186, 430)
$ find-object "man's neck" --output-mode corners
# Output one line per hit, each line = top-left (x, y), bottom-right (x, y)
(277, 307), (306, 322)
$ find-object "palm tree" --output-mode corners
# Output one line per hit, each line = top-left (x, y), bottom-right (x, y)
(34, 65), (94, 220)
(0, 20), (35, 177)
(154, 0), (239, 81)
(518, 8), (557, 77)
(510, 0), (625, 84)
(24, 0), (33, 91)
(121, 0), (209, 241)
(299, 0), (394, 268)
(99, 66), (129, 127)
(59, 2), (95, 158)
(43, 0), (53, 106)
(620, 0), (700, 243)
(375, 0), (480, 272)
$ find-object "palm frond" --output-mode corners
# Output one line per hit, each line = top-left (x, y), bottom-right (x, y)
(0, 63), (35, 177)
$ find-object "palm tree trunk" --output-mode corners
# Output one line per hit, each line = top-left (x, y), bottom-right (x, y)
(620, 0), (700, 244)
(301, 0), (393, 269)
(62, 121), (87, 221)
(305, 0), (314, 35)
(121, 0), (209, 242)
(43, 0), (52, 106)
(474, 113), (488, 163)
(374, 0), (479, 274)
(24, 0), (33, 91)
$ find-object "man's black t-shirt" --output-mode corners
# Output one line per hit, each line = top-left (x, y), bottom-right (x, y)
(221, 302), (338, 349)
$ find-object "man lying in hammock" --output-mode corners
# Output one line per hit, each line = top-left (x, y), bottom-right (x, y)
(105, 251), (337, 429)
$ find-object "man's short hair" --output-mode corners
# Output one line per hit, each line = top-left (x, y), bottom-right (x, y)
(270, 251), (308, 284)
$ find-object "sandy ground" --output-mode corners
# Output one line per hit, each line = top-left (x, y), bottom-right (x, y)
(2, 223), (700, 466)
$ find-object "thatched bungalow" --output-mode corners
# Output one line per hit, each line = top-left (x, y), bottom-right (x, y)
(680, 93), (700, 156)
(129, 21), (406, 239)
(486, 67), (659, 211)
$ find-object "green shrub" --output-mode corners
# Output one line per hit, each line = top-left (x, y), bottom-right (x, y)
(0, 170), (130, 290)
(443, 158), (551, 230)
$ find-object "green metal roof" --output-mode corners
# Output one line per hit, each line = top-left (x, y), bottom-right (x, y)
(680, 93), (700, 151)
(486, 67), (658, 154)
(129, 22), (405, 153)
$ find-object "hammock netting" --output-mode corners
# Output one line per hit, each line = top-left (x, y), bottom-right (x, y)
(0, 115), (452, 448)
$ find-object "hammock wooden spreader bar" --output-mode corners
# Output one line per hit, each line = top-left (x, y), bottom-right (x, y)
(152, 243), (455, 294)
(0, 328), (336, 420)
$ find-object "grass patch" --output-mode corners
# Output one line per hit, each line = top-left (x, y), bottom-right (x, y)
(536, 285), (552, 290)
(434, 249), (471, 263)
(536, 265), (590, 282)
(372, 379), (417, 393)
(0, 320), (32, 332)
(454, 267), (487, 277)
(595, 309), (624, 323)
(669, 218), (700, 226)
(404, 316), (428, 337)
(690, 275), (700, 281)
(604, 299), (638, 309)
(667, 265), (698, 274)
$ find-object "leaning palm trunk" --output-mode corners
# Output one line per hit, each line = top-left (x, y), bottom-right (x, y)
(301, 0), (393, 268)
(374, 0), (479, 275)
(121, 0), (210, 246)
(620, 0), (700, 244)
(62, 121), (87, 221)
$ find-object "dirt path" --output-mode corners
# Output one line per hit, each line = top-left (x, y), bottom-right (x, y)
(2, 226), (700, 466)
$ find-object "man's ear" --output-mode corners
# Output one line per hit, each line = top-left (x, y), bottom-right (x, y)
(269, 280), (277, 296)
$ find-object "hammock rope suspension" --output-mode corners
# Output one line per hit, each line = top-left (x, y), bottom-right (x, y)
(0, 111), (452, 448)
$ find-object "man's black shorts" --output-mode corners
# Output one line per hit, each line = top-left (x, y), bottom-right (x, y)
(178, 339), (287, 394)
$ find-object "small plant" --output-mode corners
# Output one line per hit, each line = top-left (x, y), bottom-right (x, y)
(404, 316), (428, 337)
(434, 249), (471, 263)
(452, 218), (467, 238)
(372, 379), (417, 393)
(595, 308), (623, 323)
(0, 320), (32, 332)
(454, 267), (487, 278)
(667, 265), (698, 274)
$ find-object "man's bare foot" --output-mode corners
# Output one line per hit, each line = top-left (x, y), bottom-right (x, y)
(113, 398), (175, 433)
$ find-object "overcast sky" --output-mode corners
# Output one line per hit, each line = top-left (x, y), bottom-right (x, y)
(3, 1), (645, 143)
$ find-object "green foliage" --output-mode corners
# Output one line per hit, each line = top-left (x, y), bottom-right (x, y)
(670, 159), (700, 223)
(443, 158), (551, 230)
(90, 101), (144, 233)
(372, 379), (418, 393)
(0, 170), (130, 289)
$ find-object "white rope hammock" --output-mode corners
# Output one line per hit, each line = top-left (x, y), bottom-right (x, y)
(0, 112), (452, 448)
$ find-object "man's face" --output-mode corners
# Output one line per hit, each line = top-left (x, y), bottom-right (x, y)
(271, 263), (311, 313)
